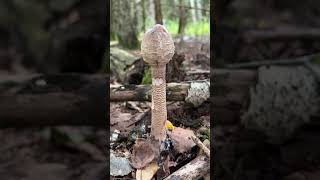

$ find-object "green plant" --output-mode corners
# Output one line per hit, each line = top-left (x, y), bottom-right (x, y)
(141, 67), (152, 85)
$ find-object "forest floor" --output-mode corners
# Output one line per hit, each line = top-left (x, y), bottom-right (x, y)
(110, 36), (210, 179)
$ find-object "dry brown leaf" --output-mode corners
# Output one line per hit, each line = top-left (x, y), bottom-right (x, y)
(110, 106), (145, 137)
(136, 162), (159, 180)
(130, 139), (155, 169)
(167, 127), (196, 153)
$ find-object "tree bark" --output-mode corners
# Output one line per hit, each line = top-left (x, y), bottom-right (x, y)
(0, 74), (107, 127)
(154, 0), (163, 24)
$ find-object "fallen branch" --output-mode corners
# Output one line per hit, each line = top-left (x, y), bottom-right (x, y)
(191, 136), (210, 158)
(164, 155), (209, 180)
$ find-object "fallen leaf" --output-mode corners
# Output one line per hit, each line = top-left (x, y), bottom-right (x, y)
(136, 162), (159, 180)
(167, 127), (196, 153)
(130, 139), (155, 169)
(110, 106), (146, 137)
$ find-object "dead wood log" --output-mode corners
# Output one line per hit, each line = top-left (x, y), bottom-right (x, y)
(0, 74), (107, 127)
(110, 47), (143, 84)
(164, 155), (210, 180)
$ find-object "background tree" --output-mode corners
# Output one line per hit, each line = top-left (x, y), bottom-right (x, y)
(111, 0), (139, 49)
(141, 0), (146, 32)
(154, 0), (163, 24)
(178, 0), (187, 35)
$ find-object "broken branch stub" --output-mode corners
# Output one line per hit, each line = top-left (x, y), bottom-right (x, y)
(141, 24), (175, 141)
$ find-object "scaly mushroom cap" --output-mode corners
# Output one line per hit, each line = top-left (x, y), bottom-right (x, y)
(141, 24), (175, 66)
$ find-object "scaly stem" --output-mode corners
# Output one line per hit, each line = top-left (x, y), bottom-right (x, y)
(150, 65), (167, 142)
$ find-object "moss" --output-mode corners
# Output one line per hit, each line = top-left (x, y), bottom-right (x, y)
(197, 128), (210, 141)
(141, 68), (152, 85)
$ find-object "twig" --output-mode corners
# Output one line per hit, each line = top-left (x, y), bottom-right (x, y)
(191, 136), (210, 158)
(164, 155), (209, 180)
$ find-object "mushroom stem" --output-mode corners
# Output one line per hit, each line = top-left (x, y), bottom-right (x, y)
(150, 65), (167, 141)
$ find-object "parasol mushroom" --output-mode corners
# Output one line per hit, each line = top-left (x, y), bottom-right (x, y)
(141, 24), (175, 142)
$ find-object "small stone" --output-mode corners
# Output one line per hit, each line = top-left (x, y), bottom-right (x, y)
(110, 129), (120, 142)
(110, 153), (133, 176)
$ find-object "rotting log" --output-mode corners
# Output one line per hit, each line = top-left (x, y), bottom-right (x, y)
(0, 74), (107, 127)
(164, 155), (210, 180)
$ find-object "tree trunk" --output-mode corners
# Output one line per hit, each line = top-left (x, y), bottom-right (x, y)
(142, 0), (146, 32)
(154, 0), (163, 24)
(190, 0), (197, 23)
(111, 0), (139, 49)
(178, 0), (186, 35)
(195, 0), (202, 20)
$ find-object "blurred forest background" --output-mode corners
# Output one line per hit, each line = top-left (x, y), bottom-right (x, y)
(0, 0), (107, 179)
(213, 0), (320, 180)
(110, 0), (210, 50)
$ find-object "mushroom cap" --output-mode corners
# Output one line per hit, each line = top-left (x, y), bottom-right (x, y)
(141, 24), (175, 66)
